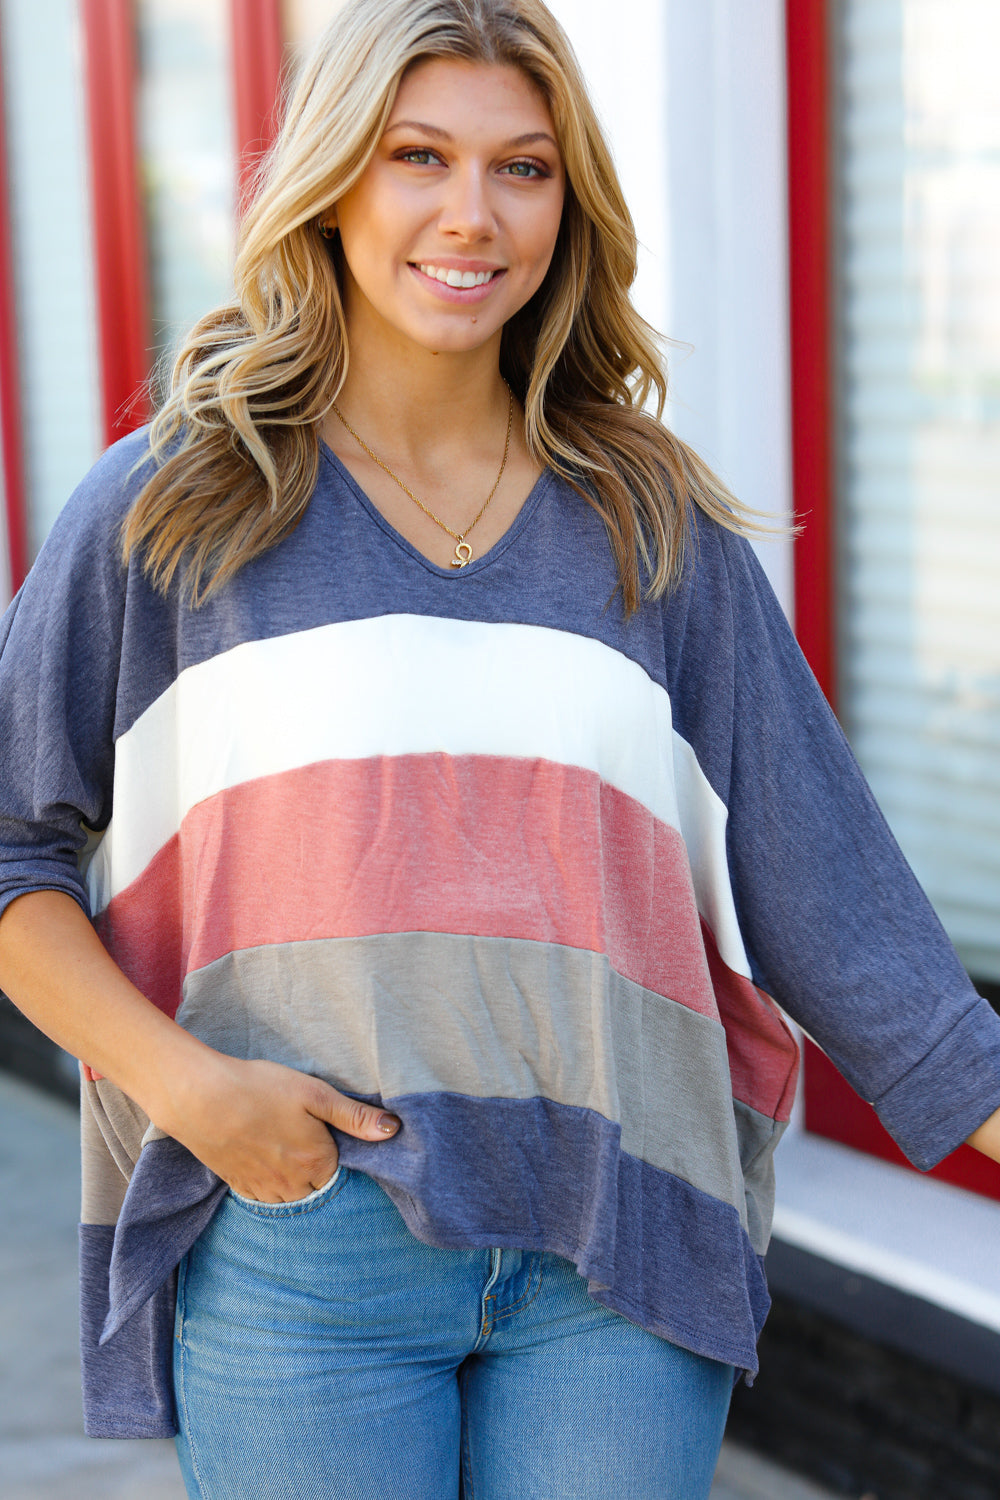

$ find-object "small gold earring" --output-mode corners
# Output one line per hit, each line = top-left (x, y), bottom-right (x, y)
(319, 221), (336, 239)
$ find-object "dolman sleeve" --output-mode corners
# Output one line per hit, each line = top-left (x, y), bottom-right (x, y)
(669, 518), (1000, 1172)
(0, 436), (148, 921)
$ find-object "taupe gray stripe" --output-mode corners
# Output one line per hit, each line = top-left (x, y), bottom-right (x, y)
(81, 1076), (151, 1226)
(733, 1098), (785, 1254)
(176, 932), (753, 1223)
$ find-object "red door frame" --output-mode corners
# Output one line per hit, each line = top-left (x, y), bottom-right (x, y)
(785, 0), (1000, 1201)
(4, 3), (286, 579)
(230, 0), (284, 214)
(80, 0), (152, 447)
(79, 0), (285, 454)
(0, 31), (30, 591)
(786, 0), (835, 707)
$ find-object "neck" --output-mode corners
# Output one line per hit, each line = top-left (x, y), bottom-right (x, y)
(334, 348), (509, 464)
(321, 301), (540, 567)
(329, 279), (512, 462)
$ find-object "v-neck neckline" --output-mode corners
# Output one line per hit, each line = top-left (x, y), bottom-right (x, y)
(319, 440), (553, 579)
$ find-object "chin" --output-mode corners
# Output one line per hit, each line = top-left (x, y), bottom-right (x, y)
(413, 324), (500, 355)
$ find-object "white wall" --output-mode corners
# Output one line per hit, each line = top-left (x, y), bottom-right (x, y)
(548, 0), (794, 615)
(544, 0), (670, 341)
(663, 0), (793, 612)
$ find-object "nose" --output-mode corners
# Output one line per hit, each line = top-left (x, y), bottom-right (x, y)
(438, 164), (497, 241)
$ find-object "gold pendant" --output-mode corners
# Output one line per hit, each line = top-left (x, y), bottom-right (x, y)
(451, 540), (474, 568)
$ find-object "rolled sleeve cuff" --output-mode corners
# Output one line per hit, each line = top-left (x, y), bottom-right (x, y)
(0, 865), (92, 924)
(873, 996), (1000, 1171)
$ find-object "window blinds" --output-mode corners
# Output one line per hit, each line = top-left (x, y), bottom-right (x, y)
(838, 0), (1000, 983)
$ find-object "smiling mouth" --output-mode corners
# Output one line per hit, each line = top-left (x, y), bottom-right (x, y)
(414, 263), (504, 289)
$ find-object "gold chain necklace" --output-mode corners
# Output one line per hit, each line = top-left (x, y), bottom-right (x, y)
(330, 385), (514, 569)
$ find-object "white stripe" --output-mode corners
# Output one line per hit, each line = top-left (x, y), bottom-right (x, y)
(672, 733), (748, 977)
(772, 1204), (1000, 1334)
(88, 615), (750, 975)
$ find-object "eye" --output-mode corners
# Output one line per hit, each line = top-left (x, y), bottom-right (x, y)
(501, 159), (550, 180)
(397, 147), (442, 166)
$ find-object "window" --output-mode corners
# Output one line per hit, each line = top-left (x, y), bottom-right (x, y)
(837, 0), (1000, 994)
(135, 0), (236, 363)
(802, 0), (1000, 1198)
(0, 0), (101, 555)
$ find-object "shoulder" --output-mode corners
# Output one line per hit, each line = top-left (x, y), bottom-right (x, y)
(2, 428), (158, 652)
(11, 428), (159, 621)
(660, 508), (810, 774)
(671, 506), (795, 653)
(685, 504), (770, 592)
(45, 427), (156, 558)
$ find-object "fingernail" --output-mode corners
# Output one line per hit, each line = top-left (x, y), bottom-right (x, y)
(377, 1112), (400, 1135)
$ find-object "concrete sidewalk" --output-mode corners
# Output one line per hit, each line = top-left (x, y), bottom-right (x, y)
(0, 1069), (837, 1499)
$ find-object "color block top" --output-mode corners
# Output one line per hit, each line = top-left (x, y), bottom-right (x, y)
(2, 429), (999, 1438)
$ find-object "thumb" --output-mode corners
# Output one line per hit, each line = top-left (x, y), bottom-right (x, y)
(310, 1081), (401, 1142)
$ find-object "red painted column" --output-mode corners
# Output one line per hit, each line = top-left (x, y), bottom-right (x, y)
(230, 0), (285, 214)
(786, 0), (855, 1156)
(785, 0), (835, 706)
(0, 36), (30, 590)
(81, 0), (152, 447)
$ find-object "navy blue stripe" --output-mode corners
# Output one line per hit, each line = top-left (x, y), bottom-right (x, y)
(80, 1224), (178, 1438)
(337, 1092), (767, 1374)
(83, 1092), (765, 1437)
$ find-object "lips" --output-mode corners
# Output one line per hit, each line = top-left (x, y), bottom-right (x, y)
(416, 262), (502, 288)
(407, 261), (507, 305)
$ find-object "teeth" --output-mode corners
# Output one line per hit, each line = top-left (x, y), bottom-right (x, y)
(418, 264), (497, 288)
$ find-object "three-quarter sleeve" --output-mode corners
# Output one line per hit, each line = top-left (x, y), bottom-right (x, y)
(673, 521), (1000, 1170)
(0, 440), (141, 920)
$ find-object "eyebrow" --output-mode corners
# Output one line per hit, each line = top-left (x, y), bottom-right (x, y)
(384, 120), (558, 150)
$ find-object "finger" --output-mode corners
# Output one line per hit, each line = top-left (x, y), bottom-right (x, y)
(308, 1149), (341, 1191)
(308, 1081), (400, 1141)
(227, 1141), (340, 1204)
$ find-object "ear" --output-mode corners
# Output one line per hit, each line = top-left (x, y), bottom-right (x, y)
(319, 208), (338, 237)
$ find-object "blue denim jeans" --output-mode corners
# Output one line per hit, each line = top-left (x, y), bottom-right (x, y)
(173, 1167), (733, 1498)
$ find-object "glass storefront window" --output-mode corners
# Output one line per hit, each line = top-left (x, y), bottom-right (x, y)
(838, 0), (1000, 984)
(0, 0), (101, 555)
(136, 0), (236, 364)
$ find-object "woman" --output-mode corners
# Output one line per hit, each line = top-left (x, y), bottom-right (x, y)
(1, 1), (999, 1496)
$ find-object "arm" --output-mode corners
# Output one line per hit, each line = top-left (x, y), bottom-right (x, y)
(967, 1110), (1000, 1164)
(0, 444), (397, 1202)
(0, 889), (398, 1200)
(669, 522), (1000, 1171)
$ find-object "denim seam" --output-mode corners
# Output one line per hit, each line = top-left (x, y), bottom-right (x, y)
(474, 1249), (504, 1347)
(459, 1362), (477, 1500)
(174, 1252), (187, 1348)
(174, 1257), (208, 1500)
(486, 1253), (544, 1326)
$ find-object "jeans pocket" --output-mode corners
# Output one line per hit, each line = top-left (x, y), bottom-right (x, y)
(228, 1165), (347, 1216)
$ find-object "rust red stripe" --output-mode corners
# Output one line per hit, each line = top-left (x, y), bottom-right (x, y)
(97, 753), (716, 1017)
(94, 753), (799, 1119)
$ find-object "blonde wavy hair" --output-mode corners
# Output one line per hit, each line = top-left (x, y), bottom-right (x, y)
(125, 0), (750, 612)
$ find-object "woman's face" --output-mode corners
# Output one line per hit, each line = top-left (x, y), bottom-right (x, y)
(330, 57), (566, 363)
